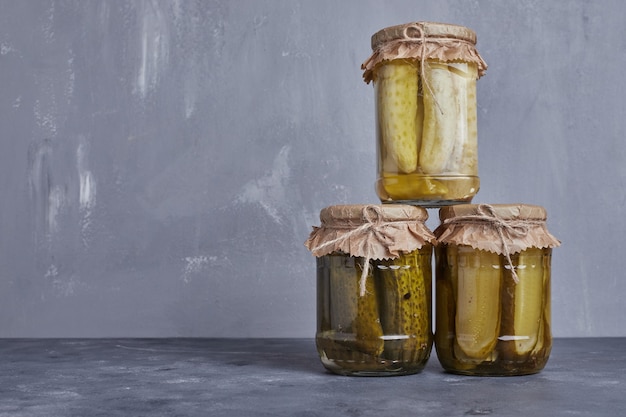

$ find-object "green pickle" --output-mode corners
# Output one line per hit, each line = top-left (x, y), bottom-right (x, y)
(376, 251), (432, 364)
(435, 245), (552, 376)
(316, 249), (433, 376)
(352, 266), (385, 357)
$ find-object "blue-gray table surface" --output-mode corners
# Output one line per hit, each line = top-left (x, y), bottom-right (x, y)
(0, 338), (623, 416)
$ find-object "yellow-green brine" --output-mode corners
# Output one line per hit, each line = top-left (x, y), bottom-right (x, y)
(305, 204), (436, 376)
(362, 21), (488, 207)
(434, 204), (560, 376)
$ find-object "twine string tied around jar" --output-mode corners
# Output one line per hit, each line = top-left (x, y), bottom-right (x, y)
(392, 23), (481, 116)
(309, 205), (414, 296)
(441, 204), (545, 283)
(403, 24), (444, 115)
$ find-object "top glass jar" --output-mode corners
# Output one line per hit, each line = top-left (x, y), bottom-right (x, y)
(362, 22), (488, 207)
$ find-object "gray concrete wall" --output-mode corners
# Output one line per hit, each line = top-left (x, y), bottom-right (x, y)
(0, 0), (622, 337)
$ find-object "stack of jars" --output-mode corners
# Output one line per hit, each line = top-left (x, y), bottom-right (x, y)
(305, 22), (560, 377)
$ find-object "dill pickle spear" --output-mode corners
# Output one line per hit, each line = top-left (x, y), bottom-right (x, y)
(328, 255), (358, 335)
(436, 245), (481, 371)
(376, 251), (431, 361)
(419, 61), (458, 174)
(326, 256), (383, 357)
(531, 249), (552, 359)
(353, 258), (384, 356)
(377, 61), (419, 174)
(455, 248), (501, 360)
(499, 249), (544, 362)
(443, 62), (478, 174)
(459, 63), (478, 175)
(512, 248), (545, 355)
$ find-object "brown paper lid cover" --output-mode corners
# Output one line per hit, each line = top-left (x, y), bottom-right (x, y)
(304, 204), (435, 259)
(435, 204), (561, 254)
(361, 21), (488, 83)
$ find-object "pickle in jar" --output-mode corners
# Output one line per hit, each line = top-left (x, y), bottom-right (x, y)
(419, 61), (459, 175)
(327, 256), (384, 357)
(376, 60), (420, 174)
(353, 259), (385, 356)
(375, 61), (479, 205)
(499, 249), (546, 361)
(375, 251), (432, 362)
(439, 62), (478, 175)
(454, 248), (502, 361)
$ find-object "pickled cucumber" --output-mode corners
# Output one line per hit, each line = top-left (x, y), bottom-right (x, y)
(459, 63), (478, 175)
(498, 249), (545, 362)
(323, 255), (384, 358)
(419, 61), (458, 174)
(511, 249), (545, 355)
(435, 246), (553, 375)
(375, 251), (432, 362)
(374, 60), (479, 205)
(328, 255), (358, 335)
(316, 251), (434, 375)
(353, 259), (385, 356)
(435, 245), (480, 372)
(443, 63), (478, 175)
(531, 250), (552, 360)
(377, 61), (420, 174)
(455, 248), (502, 360)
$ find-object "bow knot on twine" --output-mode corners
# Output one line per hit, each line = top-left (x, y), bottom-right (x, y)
(403, 24), (444, 114)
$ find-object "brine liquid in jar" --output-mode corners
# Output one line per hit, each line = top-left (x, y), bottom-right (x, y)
(435, 245), (552, 376)
(316, 249), (433, 376)
(374, 59), (480, 207)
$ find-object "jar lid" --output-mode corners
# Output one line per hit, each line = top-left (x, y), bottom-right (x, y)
(304, 204), (435, 259)
(435, 203), (561, 255)
(371, 21), (477, 51)
(320, 204), (428, 224)
(361, 21), (488, 83)
(439, 203), (548, 222)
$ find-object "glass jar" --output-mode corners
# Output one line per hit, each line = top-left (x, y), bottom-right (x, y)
(305, 204), (436, 376)
(362, 22), (488, 207)
(434, 204), (560, 376)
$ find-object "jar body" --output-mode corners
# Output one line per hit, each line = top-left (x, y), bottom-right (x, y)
(374, 59), (479, 207)
(435, 245), (552, 376)
(316, 247), (433, 376)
